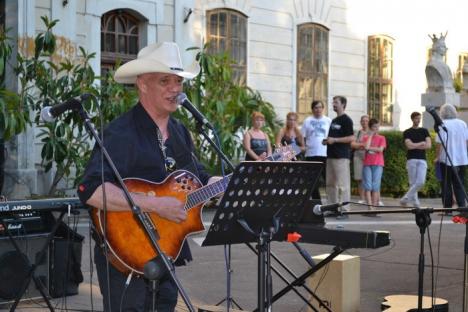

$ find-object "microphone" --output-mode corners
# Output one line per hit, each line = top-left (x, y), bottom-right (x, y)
(426, 106), (447, 132)
(313, 202), (349, 216)
(176, 93), (214, 130)
(40, 94), (90, 122)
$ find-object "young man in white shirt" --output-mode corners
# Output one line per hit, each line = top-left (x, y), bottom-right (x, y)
(301, 100), (332, 199)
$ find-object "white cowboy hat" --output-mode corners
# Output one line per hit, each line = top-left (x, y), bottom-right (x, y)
(114, 42), (200, 84)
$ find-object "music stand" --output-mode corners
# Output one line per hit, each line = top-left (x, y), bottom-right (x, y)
(203, 161), (322, 312)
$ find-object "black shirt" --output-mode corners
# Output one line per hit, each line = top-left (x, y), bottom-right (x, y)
(403, 127), (430, 160)
(78, 102), (211, 263)
(327, 114), (354, 159)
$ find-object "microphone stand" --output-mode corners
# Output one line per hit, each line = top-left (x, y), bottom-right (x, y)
(193, 123), (243, 311)
(76, 106), (196, 312)
(345, 207), (468, 311)
(432, 118), (468, 312)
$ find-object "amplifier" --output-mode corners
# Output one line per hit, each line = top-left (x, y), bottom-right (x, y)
(0, 211), (53, 236)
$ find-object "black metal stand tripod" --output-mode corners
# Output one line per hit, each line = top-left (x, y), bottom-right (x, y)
(203, 161), (325, 311)
(415, 209), (431, 310)
(214, 244), (243, 310)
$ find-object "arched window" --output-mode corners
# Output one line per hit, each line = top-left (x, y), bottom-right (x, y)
(368, 35), (394, 125)
(456, 52), (468, 89)
(206, 9), (247, 85)
(296, 24), (329, 121)
(101, 10), (142, 76)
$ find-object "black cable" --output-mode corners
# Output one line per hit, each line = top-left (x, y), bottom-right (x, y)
(119, 280), (131, 312)
(313, 262), (330, 293)
(434, 214), (445, 310)
(359, 257), (461, 271)
(427, 225), (435, 310)
(96, 100), (113, 312)
(351, 238), (397, 260)
(88, 219), (95, 312)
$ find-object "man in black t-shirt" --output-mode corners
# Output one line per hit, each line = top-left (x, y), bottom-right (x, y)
(323, 96), (354, 216)
(400, 112), (431, 207)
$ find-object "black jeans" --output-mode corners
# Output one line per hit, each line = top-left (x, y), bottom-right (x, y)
(305, 156), (327, 200)
(94, 245), (178, 312)
(440, 163), (467, 208)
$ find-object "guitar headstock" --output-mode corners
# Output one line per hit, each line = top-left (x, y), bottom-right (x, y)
(270, 144), (302, 161)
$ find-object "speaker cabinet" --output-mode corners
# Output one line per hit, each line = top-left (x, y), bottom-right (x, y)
(49, 222), (84, 298)
(0, 233), (50, 304)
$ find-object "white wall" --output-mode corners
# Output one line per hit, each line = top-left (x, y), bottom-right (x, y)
(193, 0), (366, 122)
(346, 0), (468, 129)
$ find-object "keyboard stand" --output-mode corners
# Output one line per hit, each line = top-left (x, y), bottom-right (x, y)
(252, 246), (343, 312)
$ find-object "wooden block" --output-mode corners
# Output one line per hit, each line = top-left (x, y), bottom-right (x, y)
(306, 254), (360, 312)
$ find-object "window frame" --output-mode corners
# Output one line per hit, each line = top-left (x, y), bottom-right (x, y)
(101, 10), (141, 75)
(206, 9), (248, 85)
(367, 35), (394, 126)
(296, 23), (329, 122)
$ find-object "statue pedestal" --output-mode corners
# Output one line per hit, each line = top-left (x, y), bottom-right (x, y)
(421, 92), (460, 130)
(421, 92), (460, 108)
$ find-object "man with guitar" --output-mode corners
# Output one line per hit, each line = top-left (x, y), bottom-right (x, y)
(77, 42), (221, 312)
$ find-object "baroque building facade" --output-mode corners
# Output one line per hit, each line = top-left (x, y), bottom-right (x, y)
(2, 0), (468, 197)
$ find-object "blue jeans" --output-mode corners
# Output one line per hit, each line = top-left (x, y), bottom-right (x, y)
(362, 165), (383, 192)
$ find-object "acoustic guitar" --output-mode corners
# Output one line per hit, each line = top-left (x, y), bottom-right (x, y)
(381, 294), (448, 311)
(91, 144), (300, 275)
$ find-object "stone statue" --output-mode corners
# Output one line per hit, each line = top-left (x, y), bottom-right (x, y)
(425, 32), (455, 93)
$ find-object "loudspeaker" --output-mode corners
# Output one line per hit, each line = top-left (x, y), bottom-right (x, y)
(49, 222), (84, 298)
(0, 233), (50, 304)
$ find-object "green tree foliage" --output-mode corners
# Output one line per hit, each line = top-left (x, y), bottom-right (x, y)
(181, 46), (282, 173)
(2, 16), (138, 195)
(1, 18), (281, 195)
(0, 27), (29, 140)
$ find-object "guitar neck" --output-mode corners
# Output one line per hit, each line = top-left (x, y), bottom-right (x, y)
(185, 174), (231, 210)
